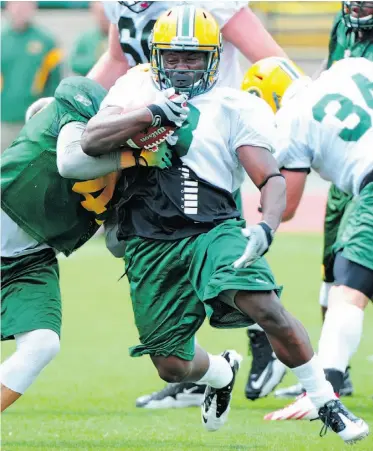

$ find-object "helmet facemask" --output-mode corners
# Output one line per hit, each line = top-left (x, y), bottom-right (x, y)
(151, 37), (221, 98)
(118, 1), (153, 14)
(342, 1), (373, 30)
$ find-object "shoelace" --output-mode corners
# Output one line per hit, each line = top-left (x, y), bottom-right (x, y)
(318, 416), (330, 438)
(310, 411), (331, 438)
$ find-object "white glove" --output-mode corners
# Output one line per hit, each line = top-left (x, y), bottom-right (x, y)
(233, 222), (274, 269)
(147, 88), (189, 128)
(25, 97), (55, 122)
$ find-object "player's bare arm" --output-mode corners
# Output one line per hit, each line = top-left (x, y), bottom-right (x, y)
(281, 169), (308, 221)
(82, 88), (188, 156)
(238, 145), (286, 231)
(87, 23), (130, 89)
(81, 105), (153, 156)
(222, 7), (287, 62)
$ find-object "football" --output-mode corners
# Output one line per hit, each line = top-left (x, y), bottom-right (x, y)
(123, 95), (182, 152)
(125, 124), (176, 152)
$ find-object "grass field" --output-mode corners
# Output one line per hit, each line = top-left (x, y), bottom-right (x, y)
(2, 233), (372, 451)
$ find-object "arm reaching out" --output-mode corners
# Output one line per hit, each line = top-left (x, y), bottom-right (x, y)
(87, 24), (130, 89)
(222, 7), (287, 62)
(57, 121), (173, 180)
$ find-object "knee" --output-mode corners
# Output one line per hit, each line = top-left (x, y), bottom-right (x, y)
(329, 285), (368, 311)
(18, 329), (60, 366)
(152, 356), (192, 383)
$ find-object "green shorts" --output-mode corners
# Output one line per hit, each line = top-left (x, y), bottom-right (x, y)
(334, 182), (373, 271)
(124, 219), (281, 360)
(1, 249), (61, 341)
(322, 184), (354, 282)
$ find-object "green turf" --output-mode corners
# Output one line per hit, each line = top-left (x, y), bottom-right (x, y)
(2, 233), (372, 451)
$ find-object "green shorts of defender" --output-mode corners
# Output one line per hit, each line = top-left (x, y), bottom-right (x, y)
(1, 249), (61, 341)
(322, 184), (354, 282)
(124, 219), (281, 361)
(334, 182), (373, 272)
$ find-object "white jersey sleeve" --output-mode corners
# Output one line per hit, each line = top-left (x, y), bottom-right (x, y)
(230, 91), (277, 155)
(102, 1), (120, 24)
(197, 1), (248, 28)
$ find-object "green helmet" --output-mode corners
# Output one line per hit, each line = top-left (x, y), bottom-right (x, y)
(342, 1), (373, 30)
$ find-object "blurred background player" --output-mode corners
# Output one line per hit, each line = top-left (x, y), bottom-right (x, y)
(241, 55), (372, 426)
(87, 0), (289, 409)
(275, 0), (373, 400)
(0, 1), (63, 151)
(69, 2), (110, 76)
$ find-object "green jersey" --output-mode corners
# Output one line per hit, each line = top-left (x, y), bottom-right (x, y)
(327, 12), (373, 68)
(1, 76), (118, 256)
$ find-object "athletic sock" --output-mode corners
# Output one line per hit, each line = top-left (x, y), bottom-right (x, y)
(290, 354), (337, 409)
(196, 354), (233, 389)
(318, 302), (364, 372)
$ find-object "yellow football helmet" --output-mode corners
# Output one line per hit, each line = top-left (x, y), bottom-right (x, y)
(150, 4), (222, 98)
(241, 57), (305, 112)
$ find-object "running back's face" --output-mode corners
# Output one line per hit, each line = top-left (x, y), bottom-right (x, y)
(7, 1), (36, 31)
(162, 51), (207, 89)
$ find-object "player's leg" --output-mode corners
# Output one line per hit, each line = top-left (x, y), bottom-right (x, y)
(191, 219), (368, 443)
(320, 184), (353, 321)
(125, 235), (241, 428)
(1, 249), (61, 411)
(276, 188), (356, 400)
(1, 329), (60, 411)
(233, 189), (286, 400)
(319, 183), (373, 394)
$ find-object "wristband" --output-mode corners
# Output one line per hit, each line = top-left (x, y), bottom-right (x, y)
(258, 221), (274, 246)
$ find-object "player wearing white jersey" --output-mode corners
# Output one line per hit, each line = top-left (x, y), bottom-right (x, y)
(89, 0), (287, 90)
(80, 7), (366, 443)
(242, 57), (372, 435)
(86, 0), (289, 406)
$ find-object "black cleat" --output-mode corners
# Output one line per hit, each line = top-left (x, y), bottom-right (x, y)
(340, 366), (354, 397)
(245, 329), (286, 400)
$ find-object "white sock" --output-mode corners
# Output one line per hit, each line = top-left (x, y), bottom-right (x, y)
(0, 330), (60, 394)
(290, 355), (336, 409)
(318, 282), (334, 308)
(318, 302), (364, 372)
(247, 324), (264, 332)
(196, 354), (233, 389)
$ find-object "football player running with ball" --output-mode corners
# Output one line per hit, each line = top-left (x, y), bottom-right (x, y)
(0, 77), (171, 412)
(80, 6), (366, 443)
(241, 57), (371, 440)
(88, 0), (289, 409)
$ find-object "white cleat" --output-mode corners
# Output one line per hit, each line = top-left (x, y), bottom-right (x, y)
(264, 393), (318, 421)
(318, 399), (369, 444)
(201, 350), (242, 432)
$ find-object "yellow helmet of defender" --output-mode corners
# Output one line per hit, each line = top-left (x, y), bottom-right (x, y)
(241, 57), (305, 112)
(149, 4), (222, 98)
